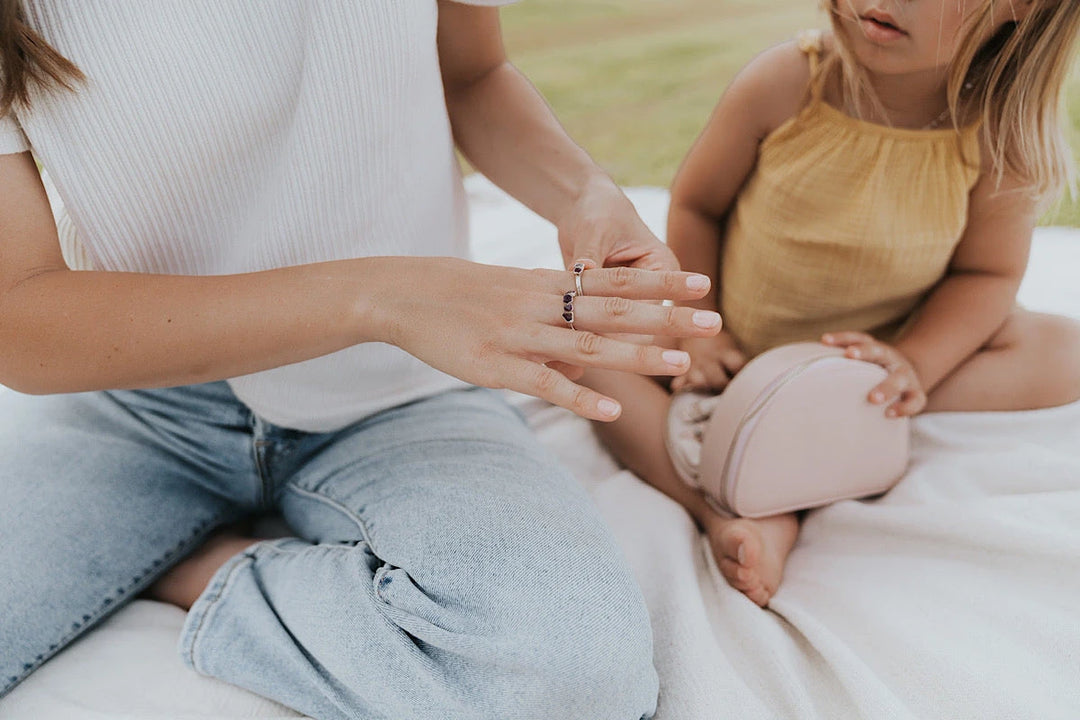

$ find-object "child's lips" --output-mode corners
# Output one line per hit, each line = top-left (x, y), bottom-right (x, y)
(860, 15), (908, 44)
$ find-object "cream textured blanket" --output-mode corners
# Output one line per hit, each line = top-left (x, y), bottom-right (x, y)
(4, 178), (1079, 720)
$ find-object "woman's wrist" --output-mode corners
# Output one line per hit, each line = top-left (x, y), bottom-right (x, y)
(553, 169), (621, 234)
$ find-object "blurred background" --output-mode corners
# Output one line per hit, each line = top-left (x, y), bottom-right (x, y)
(500, 0), (1080, 226)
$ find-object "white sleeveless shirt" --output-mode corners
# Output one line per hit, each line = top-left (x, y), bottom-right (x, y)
(0, 0), (513, 432)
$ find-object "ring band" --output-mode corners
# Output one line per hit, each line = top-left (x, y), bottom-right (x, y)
(562, 290), (577, 330)
(573, 262), (586, 296)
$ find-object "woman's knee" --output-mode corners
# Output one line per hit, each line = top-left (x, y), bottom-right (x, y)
(414, 505), (658, 718)
(487, 562), (659, 719)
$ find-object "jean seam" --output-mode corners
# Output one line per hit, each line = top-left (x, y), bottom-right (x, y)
(3, 511), (229, 694)
(282, 481), (380, 555)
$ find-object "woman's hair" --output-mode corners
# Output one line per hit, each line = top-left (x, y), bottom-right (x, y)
(823, 0), (1080, 202)
(1, 0), (83, 116)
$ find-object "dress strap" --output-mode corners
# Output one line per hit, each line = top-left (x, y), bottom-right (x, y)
(796, 29), (827, 103)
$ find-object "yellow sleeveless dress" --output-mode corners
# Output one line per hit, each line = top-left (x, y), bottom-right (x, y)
(719, 32), (981, 357)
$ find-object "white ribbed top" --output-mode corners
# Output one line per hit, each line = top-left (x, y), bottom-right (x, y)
(0, 0), (513, 432)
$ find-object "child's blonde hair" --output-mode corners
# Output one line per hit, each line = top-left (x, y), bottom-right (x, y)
(822, 0), (1080, 202)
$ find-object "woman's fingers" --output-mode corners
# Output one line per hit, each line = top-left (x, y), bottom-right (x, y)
(539, 265), (712, 303)
(545, 360), (585, 382)
(535, 326), (692, 377)
(560, 295), (721, 337)
(501, 358), (623, 422)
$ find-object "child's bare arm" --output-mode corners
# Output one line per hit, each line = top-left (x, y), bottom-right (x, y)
(667, 41), (814, 392)
(668, 40), (812, 313)
(891, 153), (1037, 395)
(585, 42), (816, 496)
(824, 149), (1038, 416)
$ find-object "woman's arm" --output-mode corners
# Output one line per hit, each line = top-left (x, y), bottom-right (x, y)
(437, 2), (675, 272)
(893, 158), (1037, 394)
(0, 152), (717, 418)
(0, 151), (379, 394)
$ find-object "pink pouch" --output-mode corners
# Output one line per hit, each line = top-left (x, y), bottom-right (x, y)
(664, 342), (910, 518)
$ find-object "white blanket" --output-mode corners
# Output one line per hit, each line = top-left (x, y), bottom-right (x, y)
(4, 177), (1080, 720)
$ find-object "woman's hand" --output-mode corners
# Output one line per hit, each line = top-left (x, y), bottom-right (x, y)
(375, 257), (721, 421)
(670, 331), (748, 393)
(822, 332), (927, 417)
(557, 177), (679, 273)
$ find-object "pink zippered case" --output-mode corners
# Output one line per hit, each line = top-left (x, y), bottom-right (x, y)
(664, 342), (911, 518)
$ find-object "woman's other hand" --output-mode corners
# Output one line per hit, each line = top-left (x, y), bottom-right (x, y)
(557, 177), (679, 273)
(670, 331), (748, 393)
(822, 332), (927, 417)
(376, 257), (720, 421)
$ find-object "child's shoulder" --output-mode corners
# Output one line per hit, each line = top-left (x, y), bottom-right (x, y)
(724, 32), (830, 140)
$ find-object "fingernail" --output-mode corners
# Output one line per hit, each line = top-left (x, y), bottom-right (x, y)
(822, 334), (833, 343)
(662, 350), (690, 366)
(886, 409), (897, 418)
(871, 391), (884, 403)
(849, 348), (861, 358)
(692, 311), (721, 328)
(597, 399), (621, 417)
(737, 543), (746, 565)
(686, 275), (710, 291)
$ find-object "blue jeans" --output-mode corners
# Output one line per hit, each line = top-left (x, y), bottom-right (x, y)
(0, 382), (659, 719)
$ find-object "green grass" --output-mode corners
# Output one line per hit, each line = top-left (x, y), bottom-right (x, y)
(501, 0), (1080, 226)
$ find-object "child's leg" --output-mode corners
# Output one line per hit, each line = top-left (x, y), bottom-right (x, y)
(925, 311), (1080, 412)
(583, 368), (799, 607)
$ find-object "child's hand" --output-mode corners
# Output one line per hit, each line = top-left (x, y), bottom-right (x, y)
(822, 332), (927, 417)
(671, 331), (748, 393)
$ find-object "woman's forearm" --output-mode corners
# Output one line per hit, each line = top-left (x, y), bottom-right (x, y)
(895, 271), (1021, 392)
(0, 259), (383, 394)
(444, 60), (609, 228)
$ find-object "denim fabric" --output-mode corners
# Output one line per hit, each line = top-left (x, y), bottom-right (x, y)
(0, 383), (659, 719)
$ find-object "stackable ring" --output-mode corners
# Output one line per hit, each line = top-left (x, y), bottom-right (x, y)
(572, 262), (586, 296)
(562, 290), (577, 330)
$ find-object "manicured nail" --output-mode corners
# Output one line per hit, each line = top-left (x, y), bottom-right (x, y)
(662, 350), (690, 367)
(597, 399), (621, 417)
(692, 311), (721, 328)
(849, 348), (861, 358)
(737, 543), (746, 565)
(871, 391), (885, 403)
(686, 275), (710, 292)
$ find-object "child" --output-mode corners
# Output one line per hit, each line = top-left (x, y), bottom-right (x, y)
(587, 0), (1080, 607)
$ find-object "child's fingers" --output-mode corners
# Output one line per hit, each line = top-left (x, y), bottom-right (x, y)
(869, 371), (911, 406)
(721, 348), (748, 374)
(673, 367), (709, 392)
(698, 362), (733, 391)
(887, 389), (926, 418)
(844, 342), (888, 365)
(822, 331), (875, 347)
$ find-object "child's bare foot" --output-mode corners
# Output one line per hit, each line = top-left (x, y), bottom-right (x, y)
(147, 528), (259, 610)
(705, 511), (799, 607)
